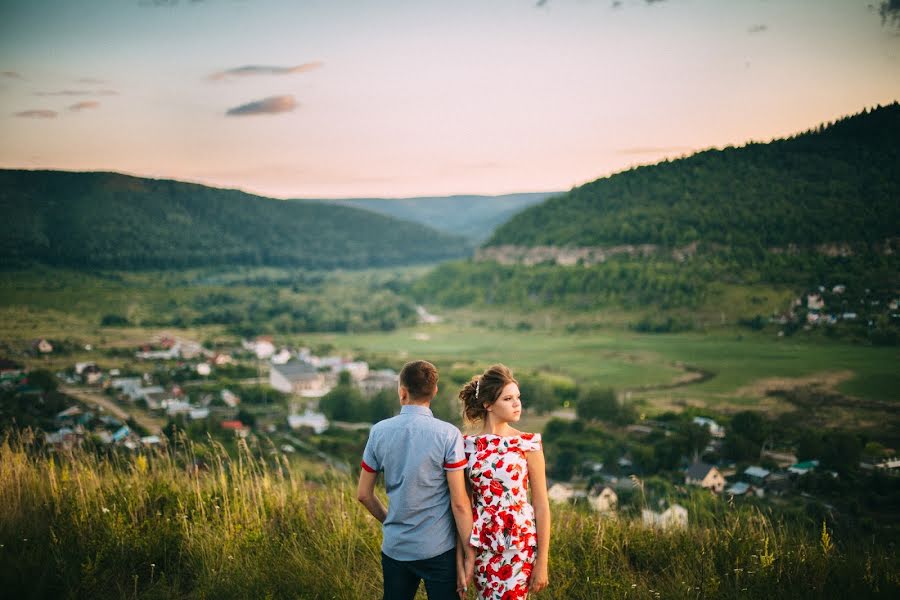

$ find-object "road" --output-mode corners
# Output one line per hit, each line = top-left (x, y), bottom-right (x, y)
(59, 385), (165, 435)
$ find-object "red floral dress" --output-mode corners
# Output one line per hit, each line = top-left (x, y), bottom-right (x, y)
(464, 433), (542, 600)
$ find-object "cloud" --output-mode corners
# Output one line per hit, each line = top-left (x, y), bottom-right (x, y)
(225, 95), (297, 116)
(15, 109), (57, 119)
(2, 71), (24, 80)
(69, 101), (100, 112)
(209, 62), (323, 81)
(35, 89), (118, 96)
(77, 77), (107, 84)
(747, 24), (768, 34)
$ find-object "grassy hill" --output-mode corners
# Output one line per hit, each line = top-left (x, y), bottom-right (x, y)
(415, 105), (900, 328)
(324, 192), (558, 241)
(487, 104), (900, 251)
(2, 436), (897, 599)
(0, 170), (472, 270)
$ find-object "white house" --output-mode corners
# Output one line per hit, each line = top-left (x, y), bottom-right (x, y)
(588, 486), (618, 513)
(692, 417), (725, 438)
(287, 410), (329, 434)
(270, 361), (329, 397)
(221, 389), (241, 408)
(548, 483), (585, 504)
(642, 504), (688, 530)
(359, 369), (398, 397)
(685, 462), (726, 493)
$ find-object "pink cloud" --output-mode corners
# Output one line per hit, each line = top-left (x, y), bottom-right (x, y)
(15, 109), (58, 119)
(209, 62), (323, 81)
(226, 95), (297, 116)
(69, 101), (100, 112)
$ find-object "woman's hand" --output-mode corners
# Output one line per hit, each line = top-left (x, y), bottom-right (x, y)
(529, 558), (549, 593)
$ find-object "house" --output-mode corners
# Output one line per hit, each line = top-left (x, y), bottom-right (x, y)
(163, 400), (192, 416)
(642, 504), (688, 530)
(220, 420), (250, 438)
(287, 410), (329, 434)
(726, 481), (751, 496)
(588, 486), (618, 513)
(548, 483), (585, 504)
(692, 417), (725, 438)
(243, 336), (275, 360)
(110, 377), (143, 398)
(788, 460), (819, 475)
(271, 348), (292, 365)
(0, 359), (24, 382)
(684, 462), (726, 493)
(221, 389), (240, 408)
(212, 353), (234, 366)
(80, 364), (103, 385)
(189, 408), (210, 420)
(807, 294), (825, 310)
(340, 361), (370, 382)
(744, 466), (771, 485)
(359, 369), (398, 397)
(270, 360), (329, 397)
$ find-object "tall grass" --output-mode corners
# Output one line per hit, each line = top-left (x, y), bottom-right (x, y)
(1, 432), (896, 599)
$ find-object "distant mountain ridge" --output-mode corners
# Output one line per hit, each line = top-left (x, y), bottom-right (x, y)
(312, 192), (558, 241)
(0, 170), (472, 270)
(487, 103), (900, 252)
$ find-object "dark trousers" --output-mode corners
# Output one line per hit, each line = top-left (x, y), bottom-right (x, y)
(381, 548), (457, 600)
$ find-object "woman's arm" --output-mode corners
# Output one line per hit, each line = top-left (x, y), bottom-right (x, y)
(526, 449), (550, 593)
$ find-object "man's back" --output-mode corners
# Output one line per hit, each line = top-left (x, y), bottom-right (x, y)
(362, 405), (466, 561)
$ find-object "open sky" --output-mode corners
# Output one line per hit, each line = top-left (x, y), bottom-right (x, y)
(1, 0), (899, 198)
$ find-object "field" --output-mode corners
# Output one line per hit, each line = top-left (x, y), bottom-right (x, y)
(2, 266), (897, 440)
(1, 435), (897, 600)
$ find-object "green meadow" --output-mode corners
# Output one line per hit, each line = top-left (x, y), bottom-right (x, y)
(1, 435), (897, 600)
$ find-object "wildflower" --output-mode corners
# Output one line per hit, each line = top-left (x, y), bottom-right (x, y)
(101, 507), (110, 514)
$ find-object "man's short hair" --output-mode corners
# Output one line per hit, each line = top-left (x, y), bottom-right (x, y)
(399, 360), (439, 400)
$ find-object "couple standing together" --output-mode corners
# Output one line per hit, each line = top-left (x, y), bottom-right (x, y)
(357, 361), (550, 600)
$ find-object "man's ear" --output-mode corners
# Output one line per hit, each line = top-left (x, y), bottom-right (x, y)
(398, 385), (409, 402)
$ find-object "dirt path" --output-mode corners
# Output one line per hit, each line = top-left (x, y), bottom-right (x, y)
(59, 385), (165, 435)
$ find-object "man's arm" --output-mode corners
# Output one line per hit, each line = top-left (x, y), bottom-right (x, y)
(447, 468), (475, 589)
(357, 468), (387, 523)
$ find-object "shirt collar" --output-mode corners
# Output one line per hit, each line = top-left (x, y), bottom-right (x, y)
(400, 404), (433, 417)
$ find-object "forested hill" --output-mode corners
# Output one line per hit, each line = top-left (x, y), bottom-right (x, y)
(0, 170), (472, 270)
(487, 103), (900, 251)
(323, 192), (557, 241)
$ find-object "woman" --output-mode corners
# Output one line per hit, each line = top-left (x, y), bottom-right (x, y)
(457, 364), (550, 599)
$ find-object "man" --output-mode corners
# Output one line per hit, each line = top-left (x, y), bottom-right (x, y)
(357, 360), (474, 600)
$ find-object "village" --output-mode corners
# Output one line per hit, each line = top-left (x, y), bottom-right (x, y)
(0, 333), (398, 459)
(2, 326), (897, 533)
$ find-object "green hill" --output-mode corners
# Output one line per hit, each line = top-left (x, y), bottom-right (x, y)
(415, 104), (900, 331)
(0, 170), (472, 270)
(324, 192), (558, 241)
(487, 103), (900, 251)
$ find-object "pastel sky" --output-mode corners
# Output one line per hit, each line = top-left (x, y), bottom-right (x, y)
(1, 0), (899, 198)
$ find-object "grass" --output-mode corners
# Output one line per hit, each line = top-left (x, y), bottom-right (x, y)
(1, 433), (897, 599)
